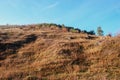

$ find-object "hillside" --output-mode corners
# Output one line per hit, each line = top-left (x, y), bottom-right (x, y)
(0, 24), (120, 80)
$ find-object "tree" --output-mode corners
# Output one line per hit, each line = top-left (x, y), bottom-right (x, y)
(107, 33), (112, 37)
(88, 30), (95, 35)
(97, 26), (104, 36)
(62, 24), (65, 28)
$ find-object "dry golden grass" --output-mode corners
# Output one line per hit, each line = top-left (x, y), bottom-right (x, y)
(0, 24), (120, 80)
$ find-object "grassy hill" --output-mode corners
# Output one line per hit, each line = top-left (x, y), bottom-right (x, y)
(0, 23), (120, 80)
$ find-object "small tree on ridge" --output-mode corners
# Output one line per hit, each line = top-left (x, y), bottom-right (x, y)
(97, 26), (104, 36)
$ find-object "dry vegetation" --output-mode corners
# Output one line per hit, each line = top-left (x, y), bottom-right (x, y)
(0, 24), (120, 80)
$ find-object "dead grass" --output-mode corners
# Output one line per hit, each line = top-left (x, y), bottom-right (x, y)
(0, 24), (120, 80)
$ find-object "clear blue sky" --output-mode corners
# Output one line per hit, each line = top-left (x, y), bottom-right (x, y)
(0, 0), (120, 35)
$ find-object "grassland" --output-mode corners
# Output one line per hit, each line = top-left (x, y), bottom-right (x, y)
(0, 24), (120, 80)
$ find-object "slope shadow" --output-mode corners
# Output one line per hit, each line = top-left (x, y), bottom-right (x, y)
(0, 34), (37, 60)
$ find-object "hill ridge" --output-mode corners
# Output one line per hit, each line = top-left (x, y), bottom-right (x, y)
(0, 24), (120, 80)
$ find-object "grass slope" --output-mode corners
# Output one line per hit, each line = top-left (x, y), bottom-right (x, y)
(0, 24), (120, 80)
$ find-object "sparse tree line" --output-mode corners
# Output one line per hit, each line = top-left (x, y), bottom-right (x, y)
(35, 23), (96, 35)
(1, 23), (111, 36)
(35, 23), (105, 36)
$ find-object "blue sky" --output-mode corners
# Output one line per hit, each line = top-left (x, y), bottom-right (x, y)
(0, 0), (120, 35)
